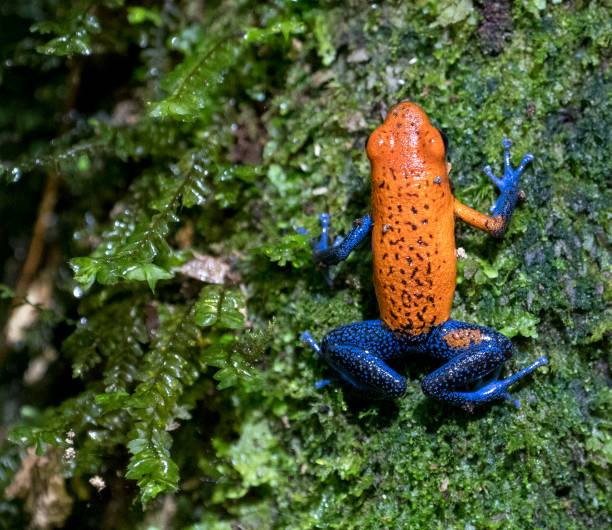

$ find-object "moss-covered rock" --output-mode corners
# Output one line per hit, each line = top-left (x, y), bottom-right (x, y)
(0, 1), (609, 528)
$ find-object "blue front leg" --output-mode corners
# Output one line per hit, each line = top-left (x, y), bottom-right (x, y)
(302, 213), (372, 267)
(485, 139), (534, 233)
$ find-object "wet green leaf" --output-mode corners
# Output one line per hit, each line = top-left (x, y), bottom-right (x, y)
(500, 311), (540, 338)
(127, 7), (162, 26)
(125, 263), (174, 292)
(3, 0), (610, 525)
(256, 233), (311, 268)
(429, 0), (474, 28)
(313, 14), (336, 66)
(193, 286), (244, 329)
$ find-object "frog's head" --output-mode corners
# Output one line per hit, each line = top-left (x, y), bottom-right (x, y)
(366, 101), (446, 164)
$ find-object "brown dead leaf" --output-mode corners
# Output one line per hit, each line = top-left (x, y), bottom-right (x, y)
(5, 274), (52, 345)
(310, 69), (335, 88)
(6, 447), (73, 529)
(111, 99), (142, 126)
(347, 48), (369, 63)
(180, 253), (231, 285)
(342, 111), (366, 132)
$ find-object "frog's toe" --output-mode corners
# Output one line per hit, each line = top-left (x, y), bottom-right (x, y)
(470, 355), (548, 407)
(297, 227), (308, 235)
(312, 213), (331, 253)
(484, 165), (503, 189)
(301, 331), (322, 356)
(515, 153), (535, 176)
(501, 138), (534, 180)
(502, 392), (521, 409)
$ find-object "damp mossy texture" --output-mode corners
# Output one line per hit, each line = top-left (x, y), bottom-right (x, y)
(0, 1), (610, 529)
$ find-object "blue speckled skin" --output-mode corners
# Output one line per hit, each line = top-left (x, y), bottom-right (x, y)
(300, 139), (548, 411)
(302, 320), (547, 410)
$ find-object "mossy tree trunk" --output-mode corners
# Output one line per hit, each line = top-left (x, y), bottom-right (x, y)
(0, 1), (609, 528)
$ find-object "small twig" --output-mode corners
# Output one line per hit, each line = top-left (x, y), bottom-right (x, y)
(13, 172), (60, 299)
(14, 60), (81, 299)
(1, 60), (82, 370)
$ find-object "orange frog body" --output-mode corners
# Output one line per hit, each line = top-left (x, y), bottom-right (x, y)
(368, 104), (456, 333)
(301, 102), (548, 411)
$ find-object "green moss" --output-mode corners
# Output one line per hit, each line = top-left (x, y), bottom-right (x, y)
(0, 0), (609, 528)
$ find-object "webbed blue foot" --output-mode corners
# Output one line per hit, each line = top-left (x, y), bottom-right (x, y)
(299, 212), (372, 285)
(298, 213), (333, 251)
(301, 330), (322, 356)
(315, 379), (334, 389)
(485, 138), (534, 192)
(486, 138), (534, 214)
(473, 355), (548, 409)
(314, 213), (331, 252)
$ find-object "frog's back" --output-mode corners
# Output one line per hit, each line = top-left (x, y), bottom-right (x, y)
(366, 102), (456, 334)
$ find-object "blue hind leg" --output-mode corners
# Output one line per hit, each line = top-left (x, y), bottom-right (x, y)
(421, 321), (548, 411)
(302, 320), (408, 398)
